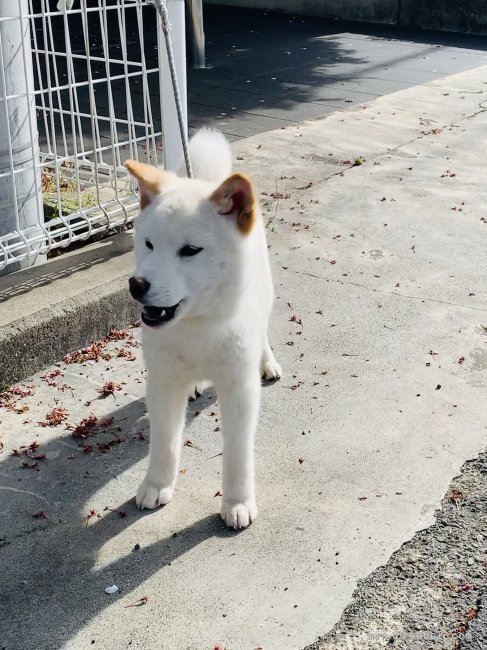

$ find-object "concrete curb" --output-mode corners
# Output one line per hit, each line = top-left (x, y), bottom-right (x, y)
(0, 233), (138, 386)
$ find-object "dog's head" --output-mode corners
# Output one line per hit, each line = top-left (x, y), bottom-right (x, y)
(125, 160), (258, 329)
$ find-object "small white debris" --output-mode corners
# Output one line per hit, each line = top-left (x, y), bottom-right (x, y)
(105, 584), (119, 594)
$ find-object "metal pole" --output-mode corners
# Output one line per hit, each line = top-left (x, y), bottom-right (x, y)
(0, 0), (44, 274)
(187, 0), (205, 69)
(157, 0), (189, 173)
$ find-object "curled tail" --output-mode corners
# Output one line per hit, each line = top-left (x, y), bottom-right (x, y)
(179, 128), (232, 183)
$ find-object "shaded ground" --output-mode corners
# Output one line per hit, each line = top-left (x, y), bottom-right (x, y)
(40, 4), (487, 149)
(187, 6), (487, 139)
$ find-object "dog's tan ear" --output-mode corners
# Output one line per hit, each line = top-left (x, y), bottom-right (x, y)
(209, 173), (256, 235)
(124, 160), (172, 210)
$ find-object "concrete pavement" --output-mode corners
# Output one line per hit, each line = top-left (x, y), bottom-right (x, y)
(1, 66), (487, 649)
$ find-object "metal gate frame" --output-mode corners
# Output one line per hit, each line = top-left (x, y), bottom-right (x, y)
(0, 0), (187, 273)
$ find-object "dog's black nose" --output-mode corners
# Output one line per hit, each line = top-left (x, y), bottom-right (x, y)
(129, 276), (150, 300)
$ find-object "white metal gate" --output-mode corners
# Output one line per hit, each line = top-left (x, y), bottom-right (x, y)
(0, 0), (186, 272)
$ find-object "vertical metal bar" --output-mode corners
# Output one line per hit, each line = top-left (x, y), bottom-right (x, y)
(0, 0), (44, 273)
(61, 1), (92, 232)
(46, 8), (69, 158)
(156, 0), (189, 173)
(117, 0), (137, 163)
(99, 0), (128, 219)
(40, 0), (65, 229)
(19, 0), (49, 255)
(187, 0), (205, 69)
(30, 0), (53, 159)
(80, 0), (109, 226)
(135, 0), (156, 165)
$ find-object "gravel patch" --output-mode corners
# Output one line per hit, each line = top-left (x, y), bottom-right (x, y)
(307, 451), (487, 650)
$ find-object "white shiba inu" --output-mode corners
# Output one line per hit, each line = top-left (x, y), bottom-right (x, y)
(125, 129), (281, 529)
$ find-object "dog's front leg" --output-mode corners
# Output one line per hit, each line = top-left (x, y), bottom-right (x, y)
(136, 378), (188, 510)
(218, 375), (260, 529)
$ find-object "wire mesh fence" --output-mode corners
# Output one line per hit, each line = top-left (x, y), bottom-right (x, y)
(0, 0), (169, 273)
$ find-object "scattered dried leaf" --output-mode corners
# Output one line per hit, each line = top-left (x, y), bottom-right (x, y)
(290, 314), (303, 329)
(104, 507), (127, 518)
(85, 509), (99, 527)
(270, 191), (290, 199)
(41, 369), (63, 386)
(69, 414), (114, 440)
(449, 488), (464, 512)
(116, 348), (136, 361)
(39, 407), (68, 427)
(97, 381), (121, 398)
(184, 439), (202, 451)
(64, 343), (111, 364)
(33, 510), (48, 520)
(124, 595), (149, 608)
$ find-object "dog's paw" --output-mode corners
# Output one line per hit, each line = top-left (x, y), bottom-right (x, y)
(136, 480), (174, 510)
(261, 358), (282, 382)
(221, 500), (258, 529)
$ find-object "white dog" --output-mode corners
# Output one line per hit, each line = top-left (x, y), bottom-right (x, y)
(125, 129), (281, 529)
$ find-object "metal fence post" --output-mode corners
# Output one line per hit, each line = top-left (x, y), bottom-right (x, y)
(187, 0), (205, 69)
(0, 0), (44, 274)
(157, 0), (188, 172)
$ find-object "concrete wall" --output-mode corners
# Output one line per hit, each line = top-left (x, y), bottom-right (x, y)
(399, 0), (487, 35)
(205, 0), (487, 34)
(205, 0), (398, 24)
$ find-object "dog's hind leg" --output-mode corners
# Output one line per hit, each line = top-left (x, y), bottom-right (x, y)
(136, 377), (188, 510)
(261, 336), (282, 381)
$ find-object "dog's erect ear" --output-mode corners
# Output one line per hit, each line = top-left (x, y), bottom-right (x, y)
(209, 173), (256, 235)
(124, 160), (173, 210)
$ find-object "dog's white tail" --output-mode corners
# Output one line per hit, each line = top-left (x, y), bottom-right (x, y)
(180, 128), (232, 183)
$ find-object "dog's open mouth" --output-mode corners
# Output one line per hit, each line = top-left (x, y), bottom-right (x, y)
(141, 303), (180, 327)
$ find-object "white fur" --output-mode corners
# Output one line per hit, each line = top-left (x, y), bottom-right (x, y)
(131, 130), (281, 529)
(177, 128), (232, 183)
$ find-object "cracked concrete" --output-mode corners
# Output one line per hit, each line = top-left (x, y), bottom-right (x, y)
(307, 451), (487, 649)
(1, 66), (487, 649)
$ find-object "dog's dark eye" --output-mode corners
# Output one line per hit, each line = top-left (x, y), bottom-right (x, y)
(145, 239), (153, 251)
(179, 245), (203, 258)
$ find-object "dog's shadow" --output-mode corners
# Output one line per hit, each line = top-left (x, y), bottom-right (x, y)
(0, 389), (240, 649)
